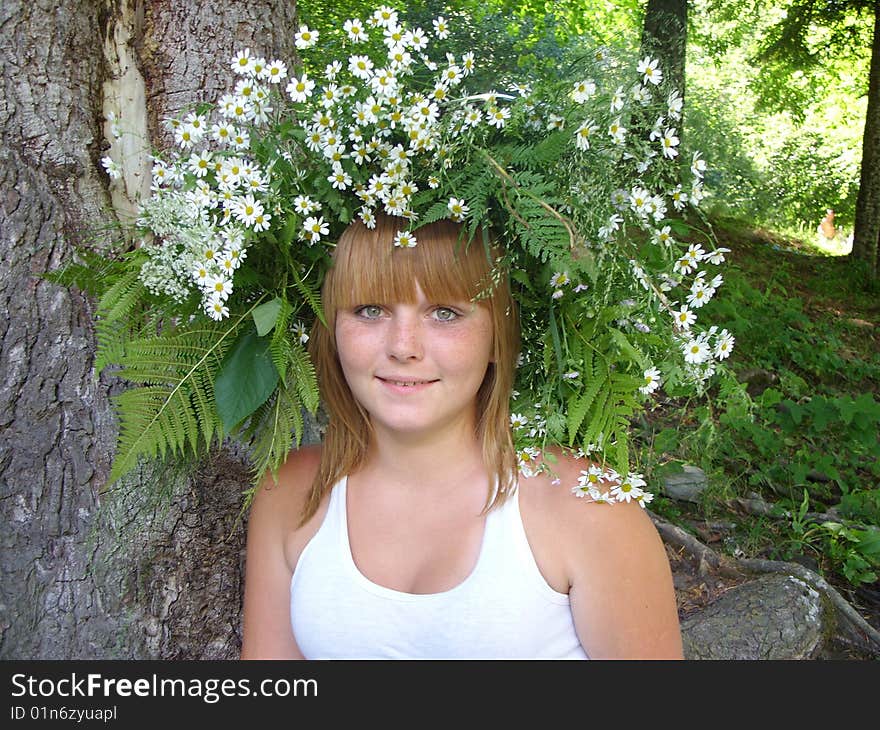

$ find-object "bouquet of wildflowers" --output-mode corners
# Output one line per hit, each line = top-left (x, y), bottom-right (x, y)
(66, 6), (733, 504)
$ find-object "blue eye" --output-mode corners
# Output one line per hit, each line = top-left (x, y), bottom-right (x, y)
(433, 307), (459, 322)
(355, 305), (383, 319)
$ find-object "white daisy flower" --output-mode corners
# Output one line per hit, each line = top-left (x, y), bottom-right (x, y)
(575, 119), (598, 151)
(262, 60), (287, 83)
(373, 5), (399, 29)
(359, 207), (376, 228)
(328, 166), (352, 190)
(187, 150), (212, 178)
(294, 321), (309, 345)
(348, 54), (375, 80)
(715, 329), (735, 360)
(252, 210), (271, 232)
(433, 16), (450, 39)
(447, 197), (469, 221)
(293, 195), (319, 214)
(294, 25), (319, 50)
(667, 89), (683, 119)
(610, 85), (625, 112)
(487, 106), (510, 128)
(670, 184), (689, 211)
(302, 215), (329, 243)
(517, 447), (541, 478)
(691, 151), (708, 178)
(673, 305), (697, 329)
(549, 271), (570, 288)
(706, 247), (730, 265)
(608, 118), (626, 144)
(461, 52), (475, 75)
(683, 338), (711, 364)
(661, 128), (680, 159)
(652, 226), (674, 246)
(234, 194), (264, 228)
(286, 74), (315, 103)
(612, 473), (646, 503)
(192, 263), (211, 286)
(510, 413), (529, 429)
(101, 156), (121, 180)
(571, 79), (596, 103)
(687, 282), (713, 309)
(393, 230), (417, 248)
(231, 49), (255, 75)
(637, 56), (663, 85)
(205, 296), (230, 321)
(206, 275), (233, 301)
(639, 367), (662, 395)
(344, 18), (367, 42)
(405, 27), (429, 52)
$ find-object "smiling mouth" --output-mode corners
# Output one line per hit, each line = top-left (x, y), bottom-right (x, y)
(377, 377), (438, 387)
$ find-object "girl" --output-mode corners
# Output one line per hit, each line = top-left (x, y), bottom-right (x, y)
(241, 213), (683, 659)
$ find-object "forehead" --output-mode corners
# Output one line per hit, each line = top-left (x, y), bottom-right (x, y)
(327, 218), (496, 310)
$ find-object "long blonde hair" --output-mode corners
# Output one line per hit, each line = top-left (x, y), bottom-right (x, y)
(303, 213), (520, 524)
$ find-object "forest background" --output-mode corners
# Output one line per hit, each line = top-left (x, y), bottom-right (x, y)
(0, 0), (877, 659)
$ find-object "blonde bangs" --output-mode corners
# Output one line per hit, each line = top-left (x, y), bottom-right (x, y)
(325, 215), (495, 325)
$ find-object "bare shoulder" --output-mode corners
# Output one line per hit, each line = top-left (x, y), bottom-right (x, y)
(240, 444), (323, 660)
(520, 447), (683, 659)
(247, 444), (325, 573)
(251, 444), (322, 517)
(521, 447), (654, 539)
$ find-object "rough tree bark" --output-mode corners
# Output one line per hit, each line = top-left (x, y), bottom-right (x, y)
(853, 0), (880, 279)
(640, 0), (688, 96)
(0, 0), (302, 659)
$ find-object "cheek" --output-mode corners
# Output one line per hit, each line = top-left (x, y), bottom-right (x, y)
(443, 319), (494, 376)
(335, 320), (374, 378)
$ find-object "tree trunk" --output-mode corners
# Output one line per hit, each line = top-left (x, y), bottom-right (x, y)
(852, 0), (880, 279)
(0, 0), (305, 660)
(640, 0), (688, 96)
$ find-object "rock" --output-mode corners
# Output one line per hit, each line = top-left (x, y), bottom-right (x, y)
(662, 465), (708, 503)
(681, 573), (827, 660)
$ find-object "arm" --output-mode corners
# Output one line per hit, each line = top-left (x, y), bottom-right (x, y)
(567, 498), (683, 659)
(240, 447), (320, 660)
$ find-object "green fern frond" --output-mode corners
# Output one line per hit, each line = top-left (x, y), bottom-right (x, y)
(288, 338), (320, 412)
(42, 249), (128, 298)
(107, 314), (247, 486)
(93, 267), (152, 374)
(244, 362), (311, 486)
(583, 386), (611, 446)
(289, 266), (325, 327)
(567, 355), (606, 444)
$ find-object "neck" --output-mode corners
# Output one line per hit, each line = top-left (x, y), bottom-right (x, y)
(360, 416), (487, 493)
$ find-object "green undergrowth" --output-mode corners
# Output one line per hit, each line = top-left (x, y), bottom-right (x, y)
(636, 216), (880, 593)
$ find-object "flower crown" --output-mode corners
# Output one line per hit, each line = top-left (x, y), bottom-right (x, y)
(81, 6), (733, 506)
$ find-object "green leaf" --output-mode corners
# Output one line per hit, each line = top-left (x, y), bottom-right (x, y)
(279, 212), (299, 247)
(214, 328), (279, 433)
(253, 297), (283, 336)
(653, 428), (680, 454)
(607, 327), (646, 369)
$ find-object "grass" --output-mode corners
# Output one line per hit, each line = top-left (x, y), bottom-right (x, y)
(637, 214), (880, 616)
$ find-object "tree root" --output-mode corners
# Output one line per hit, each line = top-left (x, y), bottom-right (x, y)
(650, 513), (880, 658)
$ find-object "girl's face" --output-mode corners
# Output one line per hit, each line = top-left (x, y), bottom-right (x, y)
(335, 280), (494, 442)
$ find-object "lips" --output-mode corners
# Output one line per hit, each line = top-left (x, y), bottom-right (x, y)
(376, 376), (439, 388)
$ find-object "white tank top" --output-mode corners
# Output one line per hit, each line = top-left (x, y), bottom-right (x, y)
(290, 476), (589, 659)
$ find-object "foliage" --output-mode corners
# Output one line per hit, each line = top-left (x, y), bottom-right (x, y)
(634, 222), (880, 588)
(53, 4), (738, 507)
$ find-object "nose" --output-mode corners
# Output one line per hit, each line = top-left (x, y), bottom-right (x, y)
(386, 311), (423, 361)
